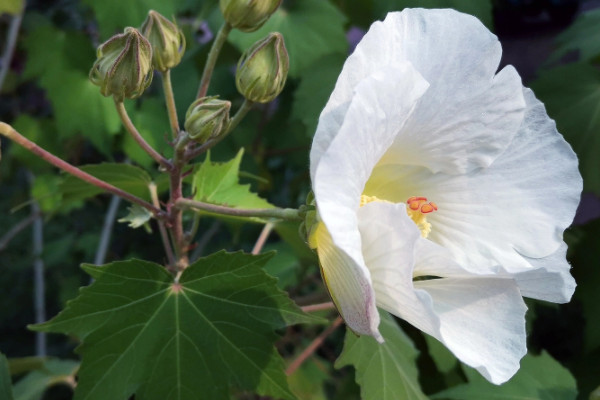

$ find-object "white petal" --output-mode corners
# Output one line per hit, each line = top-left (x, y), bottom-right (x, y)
(312, 222), (381, 341)
(512, 242), (576, 303)
(357, 202), (527, 385)
(366, 88), (582, 274)
(312, 8), (523, 175)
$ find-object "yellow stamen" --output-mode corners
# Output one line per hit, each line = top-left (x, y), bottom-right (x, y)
(406, 196), (438, 238)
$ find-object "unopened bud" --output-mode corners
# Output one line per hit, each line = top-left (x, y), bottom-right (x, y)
(89, 27), (153, 101)
(141, 10), (186, 72)
(220, 0), (281, 32)
(236, 32), (288, 103)
(184, 97), (231, 143)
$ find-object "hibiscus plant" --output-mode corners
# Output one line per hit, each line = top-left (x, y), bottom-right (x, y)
(0, 1), (595, 399)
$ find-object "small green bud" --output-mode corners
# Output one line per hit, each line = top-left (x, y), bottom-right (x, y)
(220, 0), (281, 32)
(236, 32), (288, 103)
(184, 97), (231, 144)
(141, 10), (186, 72)
(89, 27), (153, 101)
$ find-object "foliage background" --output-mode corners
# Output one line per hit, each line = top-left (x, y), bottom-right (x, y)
(0, 0), (599, 399)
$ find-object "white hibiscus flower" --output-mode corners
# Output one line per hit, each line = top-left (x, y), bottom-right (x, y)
(309, 8), (582, 384)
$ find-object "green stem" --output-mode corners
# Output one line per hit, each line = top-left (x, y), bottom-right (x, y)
(196, 22), (232, 99)
(114, 100), (172, 170)
(162, 69), (180, 139)
(168, 133), (189, 270)
(175, 198), (302, 221)
(0, 122), (163, 218)
(150, 182), (176, 268)
(184, 99), (254, 161)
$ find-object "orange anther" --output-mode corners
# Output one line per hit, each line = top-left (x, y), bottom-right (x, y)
(409, 202), (421, 210)
(429, 202), (438, 210)
(420, 204), (434, 213)
(406, 196), (438, 214)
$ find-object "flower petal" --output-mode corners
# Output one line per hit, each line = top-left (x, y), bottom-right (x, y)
(311, 62), (428, 341)
(357, 201), (527, 384)
(366, 88), (582, 274)
(312, 8), (524, 176)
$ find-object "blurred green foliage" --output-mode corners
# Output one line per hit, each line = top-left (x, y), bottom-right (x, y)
(1, 0), (599, 399)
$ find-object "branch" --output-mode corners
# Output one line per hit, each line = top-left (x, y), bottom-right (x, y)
(0, 213), (37, 252)
(286, 317), (343, 376)
(150, 182), (176, 267)
(161, 69), (180, 139)
(196, 22), (232, 99)
(0, 9), (23, 92)
(0, 123), (164, 218)
(252, 222), (273, 255)
(114, 100), (172, 170)
(175, 198), (302, 221)
(301, 302), (335, 313)
(94, 195), (121, 265)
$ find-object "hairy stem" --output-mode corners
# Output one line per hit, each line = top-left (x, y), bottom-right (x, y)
(115, 101), (172, 170)
(162, 69), (180, 139)
(0, 123), (163, 217)
(150, 182), (176, 268)
(286, 317), (344, 375)
(184, 99), (254, 161)
(175, 198), (302, 221)
(196, 22), (232, 99)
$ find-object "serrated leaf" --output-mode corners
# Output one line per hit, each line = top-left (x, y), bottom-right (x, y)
(32, 251), (319, 400)
(83, 0), (186, 39)
(292, 54), (345, 137)
(59, 163), (154, 204)
(335, 311), (428, 400)
(548, 9), (600, 64)
(530, 63), (600, 194)
(193, 149), (273, 210)
(431, 351), (577, 400)
(118, 204), (152, 230)
(227, 0), (348, 77)
(0, 353), (13, 400)
(12, 359), (79, 400)
(373, 0), (493, 29)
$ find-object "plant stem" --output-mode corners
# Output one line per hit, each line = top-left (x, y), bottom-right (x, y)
(162, 69), (180, 139)
(0, 9), (23, 92)
(114, 100), (172, 170)
(184, 99), (254, 161)
(150, 182), (176, 268)
(252, 222), (273, 255)
(301, 302), (335, 313)
(0, 213), (38, 252)
(196, 22), (232, 99)
(168, 134), (190, 270)
(94, 195), (121, 265)
(28, 172), (47, 357)
(0, 123), (164, 218)
(175, 198), (302, 221)
(286, 317), (343, 376)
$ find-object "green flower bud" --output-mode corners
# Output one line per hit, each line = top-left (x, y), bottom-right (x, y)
(89, 27), (153, 101)
(220, 0), (282, 32)
(184, 97), (231, 144)
(235, 32), (288, 103)
(141, 10), (186, 72)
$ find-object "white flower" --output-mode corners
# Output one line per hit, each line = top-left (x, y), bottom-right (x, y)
(309, 8), (582, 384)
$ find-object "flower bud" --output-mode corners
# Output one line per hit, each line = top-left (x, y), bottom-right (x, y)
(184, 97), (231, 144)
(235, 32), (288, 103)
(141, 10), (186, 72)
(89, 27), (153, 101)
(220, 0), (282, 32)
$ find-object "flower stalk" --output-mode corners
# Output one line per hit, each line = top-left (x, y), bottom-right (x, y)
(196, 22), (232, 99)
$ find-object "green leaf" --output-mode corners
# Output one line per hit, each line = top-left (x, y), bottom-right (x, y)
(548, 9), (600, 64)
(59, 163), (154, 204)
(0, 353), (14, 400)
(288, 355), (329, 400)
(424, 334), (458, 374)
(32, 251), (319, 400)
(262, 242), (301, 289)
(193, 149), (273, 209)
(530, 63), (600, 194)
(336, 311), (428, 400)
(118, 204), (152, 230)
(372, 0), (494, 29)
(22, 23), (120, 155)
(12, 359), (79, 400)
(0, 0), (23, 14)
(83, 0), (186, 39)
(292, 54), (345, 137)
(227, 0), (348, 77)
(431, 351), (577, 400)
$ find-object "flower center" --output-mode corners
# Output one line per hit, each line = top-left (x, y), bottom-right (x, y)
(359, 195), (437, 238)
(406, 196), (437, 238)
